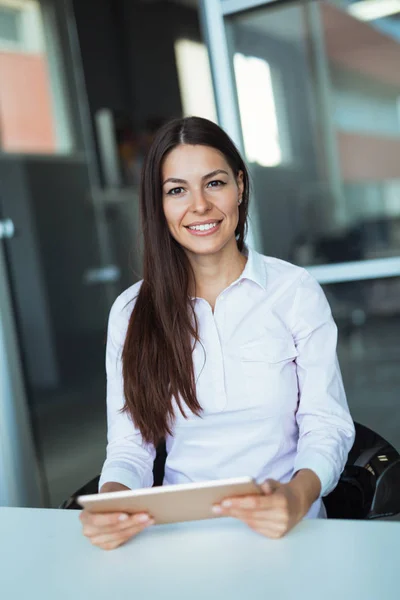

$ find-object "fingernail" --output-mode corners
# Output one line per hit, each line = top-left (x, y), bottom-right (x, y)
(212, 505), (222, 514)
(118, 514), (129, 521)
(136, 514), (150, 523)
(221, 500), (232, 508)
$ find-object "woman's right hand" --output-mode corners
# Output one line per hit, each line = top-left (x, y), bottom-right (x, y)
(80, 482), (154, 550)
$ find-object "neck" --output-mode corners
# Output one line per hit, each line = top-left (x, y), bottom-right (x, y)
(186, 238), (247, 305)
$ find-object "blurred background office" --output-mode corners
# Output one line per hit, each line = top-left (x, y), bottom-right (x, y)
(1, 0), (400, 508)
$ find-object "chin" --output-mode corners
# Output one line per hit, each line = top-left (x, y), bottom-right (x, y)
(184, 239), (230, 257)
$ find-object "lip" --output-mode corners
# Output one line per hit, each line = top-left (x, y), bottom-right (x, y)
(184, 220), (222, 237)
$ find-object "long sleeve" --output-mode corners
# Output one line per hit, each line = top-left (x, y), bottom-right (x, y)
(98, 288), (156, 491)
(290, 271), (355, 497)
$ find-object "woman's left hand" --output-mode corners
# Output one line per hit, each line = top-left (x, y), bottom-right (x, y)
(212, 470), (321, 539)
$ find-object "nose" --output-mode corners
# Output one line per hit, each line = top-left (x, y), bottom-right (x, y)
(191, 189), (212, 214)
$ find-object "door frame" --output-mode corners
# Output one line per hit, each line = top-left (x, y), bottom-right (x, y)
(0, 235), (44, 506)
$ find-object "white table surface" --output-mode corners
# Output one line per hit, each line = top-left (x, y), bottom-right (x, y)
(1, 507), (399, 600)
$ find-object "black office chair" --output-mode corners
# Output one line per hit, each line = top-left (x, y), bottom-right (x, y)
(323, 422), (400, 520)
(60, 441), (167, 510)
(60, 422), (400, 520)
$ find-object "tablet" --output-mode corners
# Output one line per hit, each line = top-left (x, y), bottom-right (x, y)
(77, 476), (262, 525)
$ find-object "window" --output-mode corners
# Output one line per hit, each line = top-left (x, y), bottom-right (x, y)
(0, 0), (74, 154)
(174, 38), (217, 123)
(233, 53), (288, 167)
(0, 6), (21, 45)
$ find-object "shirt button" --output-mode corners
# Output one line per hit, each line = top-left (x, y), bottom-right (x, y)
(220, 295), (224, 301)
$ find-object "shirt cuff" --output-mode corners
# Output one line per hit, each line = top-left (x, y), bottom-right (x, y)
(98, 466), (147, 492)
(293, 451), (337, 497)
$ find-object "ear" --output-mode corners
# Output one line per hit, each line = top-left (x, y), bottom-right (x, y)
(237, 170), (244, 198)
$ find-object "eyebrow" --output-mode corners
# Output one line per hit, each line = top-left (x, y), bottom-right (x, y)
(162, 169), (229, 186)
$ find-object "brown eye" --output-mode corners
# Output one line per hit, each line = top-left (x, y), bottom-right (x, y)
(167, 187), (185, 196)
(207, 180), (226, 188)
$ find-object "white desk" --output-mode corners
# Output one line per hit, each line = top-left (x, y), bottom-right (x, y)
(1, 508), (399, 600)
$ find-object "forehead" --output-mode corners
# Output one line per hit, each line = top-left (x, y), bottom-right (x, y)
(162, 144), (231, 178)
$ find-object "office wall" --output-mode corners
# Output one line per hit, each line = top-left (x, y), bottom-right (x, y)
(73, 0), (201, 131)
(71, 0), (131, 117)
(119, 0), (200, 128)
(0, 52), (55, 152)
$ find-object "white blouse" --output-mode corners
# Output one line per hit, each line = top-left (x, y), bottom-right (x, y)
(99, 249), (355, 518)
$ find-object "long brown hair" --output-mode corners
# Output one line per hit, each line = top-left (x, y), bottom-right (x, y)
(122, 117), (250, 445)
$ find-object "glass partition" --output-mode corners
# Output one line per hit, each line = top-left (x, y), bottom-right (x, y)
(225, 0), (400, 266)
(201, 0), (400, 450)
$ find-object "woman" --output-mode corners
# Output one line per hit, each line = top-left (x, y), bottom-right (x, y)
(80, 117), (355, 550)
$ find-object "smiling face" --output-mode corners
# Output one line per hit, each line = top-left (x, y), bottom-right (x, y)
(162, 144), (244, 258)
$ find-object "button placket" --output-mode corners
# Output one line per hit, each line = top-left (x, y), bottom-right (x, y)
(213, 297), (228, 411)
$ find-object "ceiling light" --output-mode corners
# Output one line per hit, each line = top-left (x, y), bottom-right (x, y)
(348, 0), (400, 21)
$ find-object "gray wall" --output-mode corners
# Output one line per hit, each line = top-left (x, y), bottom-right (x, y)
(119, 0), (200, 127)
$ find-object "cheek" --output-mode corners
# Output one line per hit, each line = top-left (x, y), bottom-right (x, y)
(222, 195), (240, 219)
(163, 201), (185, 231)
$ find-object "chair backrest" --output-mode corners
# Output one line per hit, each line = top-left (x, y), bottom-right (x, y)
(324, 422), (400, 520)
(369, 459), (400, 519)
(153, 439), (167, 486)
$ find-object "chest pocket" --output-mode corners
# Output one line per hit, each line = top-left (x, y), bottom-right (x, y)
(240, 336), (299, 414)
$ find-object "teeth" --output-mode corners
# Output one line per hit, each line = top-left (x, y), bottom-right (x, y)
(188, 222), (218, 231)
